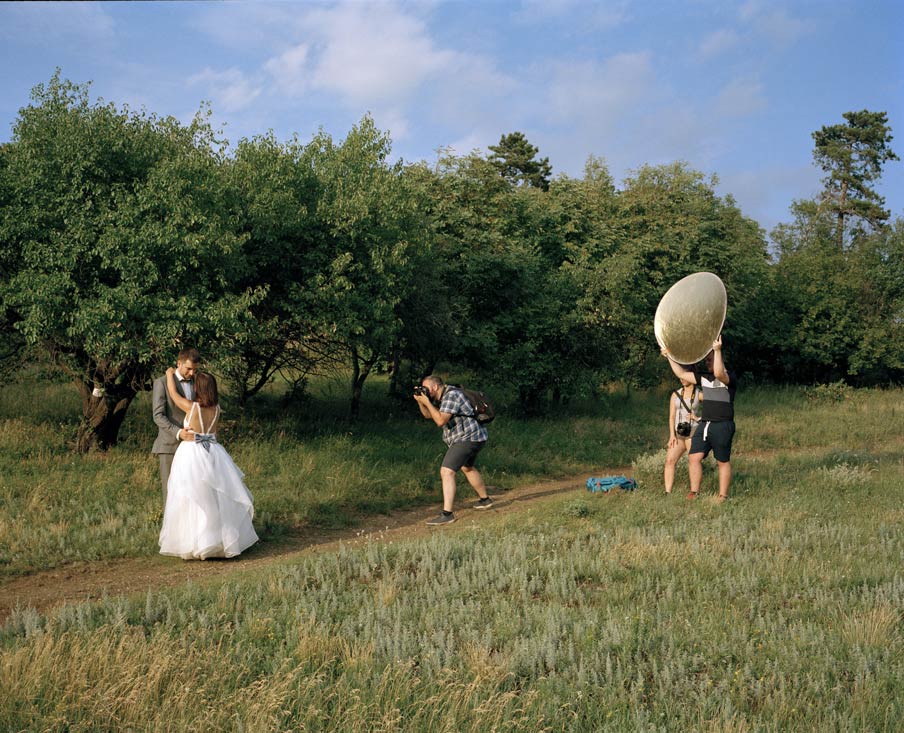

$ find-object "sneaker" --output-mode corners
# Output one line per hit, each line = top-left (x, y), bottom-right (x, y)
(426, 512), (456, 526)
(474, 497), (494, 510)
(686, 491), (698, 500)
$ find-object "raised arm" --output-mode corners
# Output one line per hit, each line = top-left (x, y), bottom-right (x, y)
(661, 348), (696, 383)
(414, 393), (453, 427)
(711, 335), (729, 384)
(152, 377), (182, 439)
(165, 367), (194, 414)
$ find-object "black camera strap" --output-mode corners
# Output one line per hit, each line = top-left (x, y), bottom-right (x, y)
(674, 388), (696, 415)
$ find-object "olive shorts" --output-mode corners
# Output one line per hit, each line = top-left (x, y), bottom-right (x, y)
(441, 441), (486, 471)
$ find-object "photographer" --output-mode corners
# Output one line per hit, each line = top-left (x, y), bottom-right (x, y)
(414, 375), (493, 525)
(663, 377), (700, 494)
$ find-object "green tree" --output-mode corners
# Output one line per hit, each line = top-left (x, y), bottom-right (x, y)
(812, 110), (899, 248)
(218, 132), (323, 405)
(424, 151), (608, 412)
(487, 132), (552, 191)
(386, 162), (456, 396)
(0, 142), (26, 376)
(772, 205), (904, 384)
(845, 219), (904, 381)
(0, 74), (259, 451)
(306, 116), (424, 417)
(576, 162), (770, 389)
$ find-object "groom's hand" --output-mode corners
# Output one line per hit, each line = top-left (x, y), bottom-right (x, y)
(178, 429), (195, 442)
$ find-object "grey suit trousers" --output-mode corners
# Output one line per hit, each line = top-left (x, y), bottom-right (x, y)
(158, 453), (175, 504)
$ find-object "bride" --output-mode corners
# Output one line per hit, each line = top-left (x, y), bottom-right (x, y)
(158, 366), (258, 560)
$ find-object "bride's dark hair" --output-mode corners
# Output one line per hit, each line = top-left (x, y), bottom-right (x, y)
(194, 372), (219, 408)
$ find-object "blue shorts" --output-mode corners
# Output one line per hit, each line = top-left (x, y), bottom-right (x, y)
(689, 420), (735, 463)
(442, 441), (486, 471)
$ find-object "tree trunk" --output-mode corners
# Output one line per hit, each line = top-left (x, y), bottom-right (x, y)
(349, 347), (378, 419)
(836, 179), (847, 249)
(76, 382), (137, 453)
(387, 349), (403, 397)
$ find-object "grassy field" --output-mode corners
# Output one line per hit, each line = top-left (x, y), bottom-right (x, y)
(0, 375), (658, 578)
(1, 378), (903, 730)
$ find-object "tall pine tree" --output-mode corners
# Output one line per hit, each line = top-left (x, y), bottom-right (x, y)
(812, 110), (898, 248)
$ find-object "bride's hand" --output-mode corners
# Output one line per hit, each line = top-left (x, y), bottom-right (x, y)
(166, 367), (175, 377)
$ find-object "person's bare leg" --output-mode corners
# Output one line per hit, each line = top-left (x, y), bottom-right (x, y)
(717, 461), (731, 499)
(688, 453), (703, 496)
(440, 467), (458, 512)
(461, 465), (489, 499)
(664, 442), (685, 493)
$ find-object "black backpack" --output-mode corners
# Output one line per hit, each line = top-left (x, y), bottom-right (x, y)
(448, 385), (496, 425)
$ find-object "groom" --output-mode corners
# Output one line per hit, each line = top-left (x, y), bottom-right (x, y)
(152, 347), (200, 503)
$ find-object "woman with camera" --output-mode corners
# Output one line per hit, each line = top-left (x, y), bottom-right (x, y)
(664, 377), (700, 495)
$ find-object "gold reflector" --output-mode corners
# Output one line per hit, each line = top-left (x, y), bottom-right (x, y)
(654, 272), (727, 364)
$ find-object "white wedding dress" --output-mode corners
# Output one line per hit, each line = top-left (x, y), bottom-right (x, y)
(159, 402), (259, 560)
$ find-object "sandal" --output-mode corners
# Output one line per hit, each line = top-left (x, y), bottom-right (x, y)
(686, 491), (698, 500)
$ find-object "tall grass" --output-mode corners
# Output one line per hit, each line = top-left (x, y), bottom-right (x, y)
(1, 380), (902, 729)
(2, 451), (902, 730)
(0, 375), (664, 577)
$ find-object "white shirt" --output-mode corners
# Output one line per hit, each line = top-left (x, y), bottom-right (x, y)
(175, 369), (193, 400)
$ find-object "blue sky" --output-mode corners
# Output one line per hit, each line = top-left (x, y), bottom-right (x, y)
(2, 0), (902, 235)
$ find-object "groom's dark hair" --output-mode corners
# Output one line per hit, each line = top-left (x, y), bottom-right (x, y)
(194, 372), (219, 408)
(177, 347), (201, 364)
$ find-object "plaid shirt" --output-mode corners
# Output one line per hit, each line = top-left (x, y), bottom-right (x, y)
(439, 387), (488, 446)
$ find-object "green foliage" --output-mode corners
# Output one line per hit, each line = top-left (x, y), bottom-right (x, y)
(572, 162), (771, 387)
(487, 131), (552, 190)
(0, 73), (261, 449)
(304, 117), (428, 415)
(802, 380), (849, 403)
(812, 109), (899, 246)
(216, 132), (323, 403)
(2, 73), (902, 454)
(772, 211), (904, 384)
(422, 152), (609, 412)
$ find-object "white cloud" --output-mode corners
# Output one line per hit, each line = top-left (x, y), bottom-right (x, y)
(714, 78), (767, 118)
(698, 28), (740, 60)
(370, 107), (411, 142)
(264, 44), (311, 96)
(300, 3), (458, 105)
(257, 2), (516, 148)
(187, 68), (261, 113)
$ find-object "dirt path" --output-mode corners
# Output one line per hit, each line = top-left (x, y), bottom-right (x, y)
(1, 471), (628, 624)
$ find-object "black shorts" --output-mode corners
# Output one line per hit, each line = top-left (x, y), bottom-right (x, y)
(689, 420), (735, 462)
(442, 441), (486, 471)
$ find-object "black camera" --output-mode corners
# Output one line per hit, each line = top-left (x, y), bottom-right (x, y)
(675, 421), (692, 438)
(413, 385), (430, 397)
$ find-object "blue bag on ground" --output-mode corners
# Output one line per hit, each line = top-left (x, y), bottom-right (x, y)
(586, 475), (637, 492)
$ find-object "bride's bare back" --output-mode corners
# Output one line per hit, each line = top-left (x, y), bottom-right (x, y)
(185, 403), (220, 435)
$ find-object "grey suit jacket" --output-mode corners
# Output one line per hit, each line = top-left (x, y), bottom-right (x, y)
(151, 375), (190, 455)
